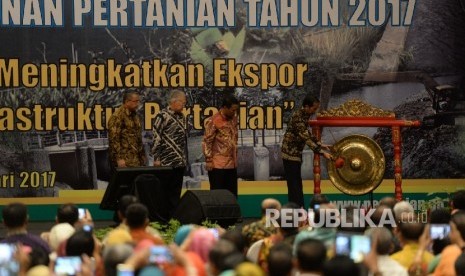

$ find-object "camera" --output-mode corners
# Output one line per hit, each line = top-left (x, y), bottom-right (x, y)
(0, 244), (19, 275)
(335, 232), (371, 263)
(430, 223), (450, 240)
(208, 228), (219, 239)
(78, 208), (86, 219)
(116, 264), (134, 276)
(149, 246), (173, 264)
(54, 256), (82, 275)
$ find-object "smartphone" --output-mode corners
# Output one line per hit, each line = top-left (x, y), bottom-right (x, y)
(149, 246), (174, 264)
(208, 228), (219, 239)
(0, 244), (19, 275)
(335, 232), (371, 263)
(54, 256), (82, 275)
(78, 208), (86, 219)
(116, 264), (134, 276)
(82, 224), (93, 233)
(430, 223), (450, 240)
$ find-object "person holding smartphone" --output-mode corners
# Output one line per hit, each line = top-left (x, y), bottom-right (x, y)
(1, 203), (51, 255)
(365, 227), (408, 276)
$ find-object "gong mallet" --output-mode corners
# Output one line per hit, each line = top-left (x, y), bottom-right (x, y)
(320, 148), (345, 169)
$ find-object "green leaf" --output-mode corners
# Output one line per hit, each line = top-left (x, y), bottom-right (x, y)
(227, 28), (246, 59)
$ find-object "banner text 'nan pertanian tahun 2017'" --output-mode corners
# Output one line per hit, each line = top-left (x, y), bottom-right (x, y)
(0, 0), (416, 28)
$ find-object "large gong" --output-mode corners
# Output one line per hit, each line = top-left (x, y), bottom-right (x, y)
(328, 134), (385, 195)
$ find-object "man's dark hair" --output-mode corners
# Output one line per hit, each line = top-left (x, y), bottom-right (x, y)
(398, 216), (425, 241)
(118, 195), (139, 218)
(267, 242), (293, 276)
(208, 239), (239, 273)
(28, 247), (50, 268)
(125, 203), (149, 229)
(57, 203), (79, 225)
(2, 202), (28, 228)
(297, 238), (327, 272)
(452, 211), (465, 241)
(122, 89), (139, 103)
(453, 190), (465, 210)
(455, 253), (465, 276)
(279, 202), (301, 233)
(323, 255), (359, 276)
(302, 94), (320, 108)
(430, 208), (452, 224)
(379, 196), (397, 209)
(220, 229), (246, 253)
(66, 229), (95, 257)
(221, 94), (239, 108)
(430, 208), (452, 254)
(309, 194), (329, 210)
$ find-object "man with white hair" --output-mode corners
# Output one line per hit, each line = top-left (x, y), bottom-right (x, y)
(393, 200), (414, 223)
(151, 90), (188, 218)
(366, 227), (408, 276)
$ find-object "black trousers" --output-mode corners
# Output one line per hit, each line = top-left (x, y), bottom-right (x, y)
(283, 159), (305, 208)
(208, 168), (238, 198)
(165, 166), (186, 218)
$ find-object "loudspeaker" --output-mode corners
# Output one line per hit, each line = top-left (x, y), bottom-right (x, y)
(132, 174), (168, 223)
(173, 190), (241, 227)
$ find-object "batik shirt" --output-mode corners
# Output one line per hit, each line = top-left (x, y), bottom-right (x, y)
(108, 106), (144, 167)
(281, 109), (321, 162)
(242, 217), (278, 247)
(202, 112), (238, 169)
(151, 107), (187, 168)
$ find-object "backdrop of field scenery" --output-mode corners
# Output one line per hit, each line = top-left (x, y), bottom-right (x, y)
(0, 0), (464, 219)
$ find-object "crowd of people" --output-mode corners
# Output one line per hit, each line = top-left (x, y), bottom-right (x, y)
(2, 91), (461, 275)
(1, 190), (465, 275)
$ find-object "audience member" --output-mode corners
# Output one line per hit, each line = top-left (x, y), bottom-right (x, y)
(427, 208), (452, 273)
(365, 227), (408, 275)
(323, 255), (360, 276)
(221, 229), (247, 254)
(452, 190), (465, 213)
(187, 228), (218, 263)
(455, 253), (465, 276)
(125, 203), (163, 245)
(379, 196), (397, 209)
(296, 238), (327, 275)
(242, 198), (281, 247)
(393, 201), (415, 223)
(1, 202), (51, 255)
(433, 210), (465, 275)
(102, 244), (134, 276)
(391, 214), (434, 269)
(266, 242), (293, 276)
(309, 194), (330, 210)
(56, 203), (80, 226)
(208, 239), (239, 276)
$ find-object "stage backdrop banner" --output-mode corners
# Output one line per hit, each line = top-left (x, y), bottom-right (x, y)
(0, 0), (464, 217)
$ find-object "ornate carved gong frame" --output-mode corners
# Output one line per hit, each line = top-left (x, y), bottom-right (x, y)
(309, 100), (420, 201)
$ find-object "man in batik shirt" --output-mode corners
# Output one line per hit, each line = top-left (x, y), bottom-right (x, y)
(108, 90), (145, 169)
(202, 94), (239, 197)
(281, 94), (332, 208)
(152, 90), (187, 217)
